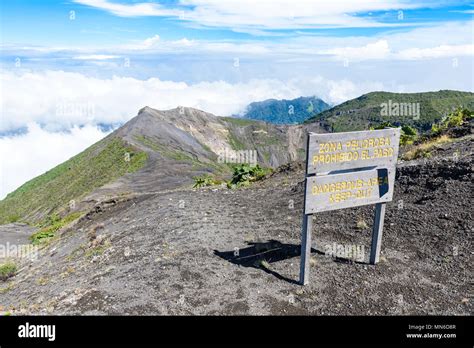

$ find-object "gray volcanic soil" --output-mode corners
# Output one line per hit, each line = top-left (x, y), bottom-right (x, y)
(0, 136), (472, 315)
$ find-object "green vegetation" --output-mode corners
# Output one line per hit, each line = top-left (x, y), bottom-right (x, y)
(135, 134), (233, 175)
(0, 283), (14, 294)
(370, 122), (418, 145)
(85, 239), (111, 258)
(306, 91), (474, 132)
(0, 137), (148, 224)
(227, 131), (247, 151)
(0, 262), (17, 281)
(133, 134), (161, 151)
(4, 215), (21, 224)
(197, 141), (213, 153)
(193, 164), (272, 189)
(400, 125), (418, 145)
(36, 277), (49, 286)
(221, 117), (259, 127)
(192, 174), (222, 188)
(30, 212), (83, 245)
(431, 107), (473, 135)
(402, 135), (453, 160)
(257, 259), (271, 269)
(356, 219), (369, 230)
(401, 108), (471, 160)
(228, 164), (271, 188)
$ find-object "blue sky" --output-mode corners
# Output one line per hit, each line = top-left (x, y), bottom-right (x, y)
(1, 0), (473, 45)
(0, 0), (473, 198)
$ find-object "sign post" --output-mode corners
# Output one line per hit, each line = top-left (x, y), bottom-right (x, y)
(299, 135), (313, 285)
(369, 202), (386, 264)
(299, 128), (400, 285)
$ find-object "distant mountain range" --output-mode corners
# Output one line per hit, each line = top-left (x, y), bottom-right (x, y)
(307, 90), (474, 132)
(241, 96), (330, 124)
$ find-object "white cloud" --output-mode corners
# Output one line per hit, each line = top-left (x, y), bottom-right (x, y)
(3, 20), (472, 65)
(141, 34), (161, 49)
(320, 40), (391, 61)
(73, 0), (434, 30)
(0, 124), (109, 199)
(73, 54), (120, 60)
(396, 44), (474, 60)
(73, 0), (180, 17)
(123, 35), (271, 53)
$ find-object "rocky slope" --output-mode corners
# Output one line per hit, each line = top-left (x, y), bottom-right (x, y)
(0, 133), (471, 315)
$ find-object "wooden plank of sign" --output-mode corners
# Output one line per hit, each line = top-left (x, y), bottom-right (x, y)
(307, 128), (400, 175)
(304, 167), (395, 214)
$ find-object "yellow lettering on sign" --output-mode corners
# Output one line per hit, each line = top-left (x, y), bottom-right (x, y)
(319, 142), (342, 154)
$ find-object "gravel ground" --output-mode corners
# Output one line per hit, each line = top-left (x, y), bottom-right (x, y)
(0, 136), (472, 315)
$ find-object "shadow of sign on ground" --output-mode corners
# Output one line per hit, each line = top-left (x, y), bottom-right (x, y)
(215, 239), (370, 284)
(214, 240), (321, 285)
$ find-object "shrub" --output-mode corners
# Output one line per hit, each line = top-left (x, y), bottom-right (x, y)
(6, 215), (21, 223)
(192, 174), (221, 188)
(400, 125), (418, 146)
(370, 123), (418, 146)
(228, 164), (271, 188)
(431, 107), (472, 135)
(369, 121), (394, 131)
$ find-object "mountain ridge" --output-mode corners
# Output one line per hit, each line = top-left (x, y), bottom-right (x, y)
(241, 96), (330, 124)
(307, 90), (474, 132)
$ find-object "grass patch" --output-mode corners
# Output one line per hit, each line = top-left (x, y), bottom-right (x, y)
(85, 238), (111, 259)
(356, 219), (369, 230)
(192, 174), (223, 188)
(60, 267), (75, 278)
(256, 259), (271, 269)
(5, 215), (21, 224)
(221, 117), (259, 127)
(133, 134), (161, 151)
(135, 134), (211, 165)
(30, 212), (83, 245)
(0, 262), (17, 281)
(36, 277), (49, 286)
(0, 283), (14, 294)
(402, 135), (453, 161)
(227, 131), (247, 151)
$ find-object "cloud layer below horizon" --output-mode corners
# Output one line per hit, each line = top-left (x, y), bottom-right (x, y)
(1, 69), (391, 133)
(0, 124), (109, 199)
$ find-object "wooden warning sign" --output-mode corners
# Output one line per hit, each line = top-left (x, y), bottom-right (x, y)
(299, 128), (401, 285)
(307, 128), (400, 175)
